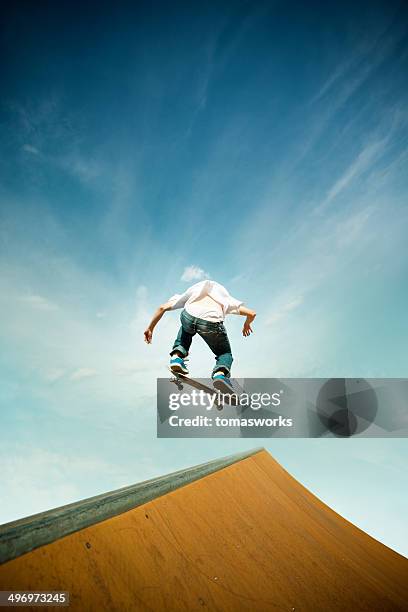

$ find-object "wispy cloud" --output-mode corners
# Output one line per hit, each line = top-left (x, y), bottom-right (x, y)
(313, 7), (406, 106)
(22, 144), (40, 155)
(19, 294), (58, 311)
(317, 138), (388, 212)
(296, 17), (407, 170)
(44, 368), (66, 383)
(334, 206), (374, 248)
(266, 296), (303, 326)
(312, 58), (355, 103)
(215, 3), (276, 74)
(0, 261), (171, 417)
(181, 265), (210, 282)
(58, 154), (104, 185)
(12, 99), (105, 188)
(70, 368), (98, 381)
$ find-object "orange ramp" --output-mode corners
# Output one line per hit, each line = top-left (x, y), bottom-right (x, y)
(0, 448), (407, 611)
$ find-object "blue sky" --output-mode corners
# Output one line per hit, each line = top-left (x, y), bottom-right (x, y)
(1, 1), (407, 556)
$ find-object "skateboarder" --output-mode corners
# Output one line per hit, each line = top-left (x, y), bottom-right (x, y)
(144, 279), (256, 392)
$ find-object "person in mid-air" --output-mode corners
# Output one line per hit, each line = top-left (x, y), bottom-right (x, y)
(144, 279), (256, 392)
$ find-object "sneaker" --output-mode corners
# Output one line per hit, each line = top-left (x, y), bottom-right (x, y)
(170, 356), (189, 375)
(212, 373), (234, 394)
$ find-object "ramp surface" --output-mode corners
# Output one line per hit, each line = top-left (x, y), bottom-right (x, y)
(0, 449), (407, 611)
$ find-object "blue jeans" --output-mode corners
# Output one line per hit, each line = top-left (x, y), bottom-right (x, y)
(171, 310), (233, 377)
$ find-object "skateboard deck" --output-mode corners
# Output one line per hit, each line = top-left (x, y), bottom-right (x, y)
(168, 368), (239, 410)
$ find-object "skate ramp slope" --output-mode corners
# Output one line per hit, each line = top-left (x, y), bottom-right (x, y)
(0, 448), (407, 611)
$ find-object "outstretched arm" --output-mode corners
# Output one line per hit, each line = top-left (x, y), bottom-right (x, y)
(238, 305), (256, 337)
(144, 302), (173, 344)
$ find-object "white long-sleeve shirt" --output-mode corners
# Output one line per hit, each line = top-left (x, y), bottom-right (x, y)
(167, 280), (243, 322)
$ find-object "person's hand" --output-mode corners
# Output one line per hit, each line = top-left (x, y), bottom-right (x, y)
(242, 321), (253, 337)
(144, 328), (153, 344)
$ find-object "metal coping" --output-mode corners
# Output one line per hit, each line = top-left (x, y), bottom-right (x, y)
(0, 447), (264, 565)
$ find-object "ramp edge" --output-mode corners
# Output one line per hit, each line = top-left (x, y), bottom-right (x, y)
(0, 447), (264, 565)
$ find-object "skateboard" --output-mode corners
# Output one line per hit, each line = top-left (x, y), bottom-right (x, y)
(167, 368), (240, 410)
